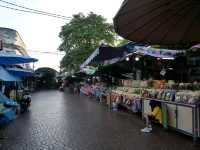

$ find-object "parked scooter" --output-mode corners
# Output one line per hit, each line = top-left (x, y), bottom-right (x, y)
(19, 90), (31, 113)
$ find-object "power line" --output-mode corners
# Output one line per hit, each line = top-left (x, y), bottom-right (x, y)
(0, 4), (70, 20)
(0, 0), (71, 19)
(26, 49), (65, 55)
(0, 4), (71, 20)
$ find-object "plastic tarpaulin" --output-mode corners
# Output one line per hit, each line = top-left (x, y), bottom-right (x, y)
(0, 66), (21, 81)
(0, 52), (38, 65)
(0, 92), (18, 125)
(7, 67), (34, 77)
(0, 92), (18, 106)
(0, 108), (16, 125)
(134, 46), (183, 59)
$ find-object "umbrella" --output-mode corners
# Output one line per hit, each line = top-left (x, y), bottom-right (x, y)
(6, 67), (34, 77)
(0, 52), (38, 64)
(114, 0), (200, 46)
(0, 66), (21, 81)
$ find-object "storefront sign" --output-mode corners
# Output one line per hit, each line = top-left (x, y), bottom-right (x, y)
(134, 46), (183, 59)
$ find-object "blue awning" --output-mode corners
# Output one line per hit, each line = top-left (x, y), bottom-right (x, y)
(120, 42), (145, 52)
(6, 67), (34, 77)
(0, 66), (21, 81)
(0, 52), (38, 65)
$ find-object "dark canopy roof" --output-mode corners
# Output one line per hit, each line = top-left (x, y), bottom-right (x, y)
(80, 45), (128, 68)
(114, 0), (200, 46)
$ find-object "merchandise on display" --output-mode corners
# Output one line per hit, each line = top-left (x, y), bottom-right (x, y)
(113, 80), (200, 105)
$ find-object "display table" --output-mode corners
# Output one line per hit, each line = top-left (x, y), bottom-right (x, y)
(109, 87), (200, 142)
(80, 84), (108, 103)
(141, 97), (200, 142)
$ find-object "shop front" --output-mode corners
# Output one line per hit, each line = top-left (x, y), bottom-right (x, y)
(78, 43), (200, 142)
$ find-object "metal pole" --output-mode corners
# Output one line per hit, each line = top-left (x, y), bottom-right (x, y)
(142, 99), (144, 119)
(109, 92), (112, 111)
(192, 107), (198, 143)
(32, 63), (35, 71)
(15, 81), (17, 101)
(162, 103), (168, 129)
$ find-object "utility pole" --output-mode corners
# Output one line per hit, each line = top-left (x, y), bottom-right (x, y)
(0, 40), (3, 51)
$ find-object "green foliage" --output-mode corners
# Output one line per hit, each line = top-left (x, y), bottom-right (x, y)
(116, 38), (130, 47)
(58, 12), (116, 71)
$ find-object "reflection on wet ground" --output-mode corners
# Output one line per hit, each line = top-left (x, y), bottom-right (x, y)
(0, 90), (199, 150)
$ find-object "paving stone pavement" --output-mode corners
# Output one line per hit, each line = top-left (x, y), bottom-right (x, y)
(0, 90), (199, 150)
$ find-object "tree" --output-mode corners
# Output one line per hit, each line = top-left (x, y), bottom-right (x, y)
(116, 38), (130, 47)
(58, 12), (116, 71)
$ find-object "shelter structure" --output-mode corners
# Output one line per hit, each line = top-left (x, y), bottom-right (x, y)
(80, 45), (129, 69)
(114, 0), (200, 47)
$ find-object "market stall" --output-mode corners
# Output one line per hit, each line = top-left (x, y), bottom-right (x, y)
(109, 79), (200, 141)
(0, 66), (20, 125)
(112, 0), (200, 142)
(80, 78), (110, 104)
(79, 39), (200, 141)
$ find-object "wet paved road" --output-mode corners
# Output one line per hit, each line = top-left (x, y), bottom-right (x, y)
(0, 90), (199, 150)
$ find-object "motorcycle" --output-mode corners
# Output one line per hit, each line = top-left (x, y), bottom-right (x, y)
(19, 90), (31, 113)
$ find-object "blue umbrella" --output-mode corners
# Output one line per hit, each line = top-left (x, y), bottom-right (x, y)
(6, 67), (34, 77)
(0, 66), (21, 81)
(0, 52), (38, 65)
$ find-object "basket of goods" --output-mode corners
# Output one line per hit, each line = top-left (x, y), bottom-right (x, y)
(157, 90), (164, 100)
(165, 91), (171, 101)
(141, 89), (148, 97)
(153, 80), (166, 89)
(164, 90), (176, 101)
(192, 82), (200, 91)
(147, 80), (154, 88)
(132, 80), (141, 88)
(175, 91), (187, 103)
(140, 80), (148, 88)
(148, 89), (158, 99)
(175, 91), (200, 104)
(188, 91), (200, 104)
(128, 88), (141, 94)
(123, 87), (129, 92)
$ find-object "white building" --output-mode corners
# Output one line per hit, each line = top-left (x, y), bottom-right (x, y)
(0, 27), (31, 68)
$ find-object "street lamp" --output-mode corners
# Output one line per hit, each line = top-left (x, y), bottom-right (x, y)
(135, 57), (140, 61)
(125, 57), (130, 61)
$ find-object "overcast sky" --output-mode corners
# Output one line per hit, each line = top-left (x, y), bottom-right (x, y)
(0, 0), (124, 71)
